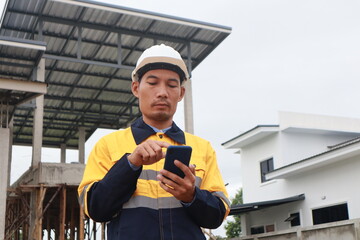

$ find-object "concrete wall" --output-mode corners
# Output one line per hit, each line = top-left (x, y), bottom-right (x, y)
(233, 218), (360, 240)
(240, 133), (284, 203)
(12, 162), (85, 187)
(302, 224), (355, 240)
(39, 162), (85, 185)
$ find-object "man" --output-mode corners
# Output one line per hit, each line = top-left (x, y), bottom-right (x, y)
(78, 44), (230, 239)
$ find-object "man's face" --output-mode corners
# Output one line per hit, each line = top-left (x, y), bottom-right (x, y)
(131, 69), (185, 125)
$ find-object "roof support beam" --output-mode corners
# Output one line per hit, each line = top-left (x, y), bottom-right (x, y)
(38, 19), (44, 41)
(48, 82), (132, 95)
(47, 66), (131, 81)
(44, 94), (135, 107)
(41, 107), (130, 120)
(0, 78), (47, 95)
(117, 33), (122, 65)
(0, 60), (35, 68)
(43, 54), (133, 69)
(77, 26), (82, 60)
(0, 37), (46, 51)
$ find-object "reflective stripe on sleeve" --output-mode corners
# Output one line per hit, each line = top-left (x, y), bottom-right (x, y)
(212, 191), (231, 207)
(123, 195), (182, 210)
(79, 184), (89, 208)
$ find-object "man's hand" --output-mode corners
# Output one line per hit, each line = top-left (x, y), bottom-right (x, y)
(157, 160), (196, 203)
(127, 140), (170, 167)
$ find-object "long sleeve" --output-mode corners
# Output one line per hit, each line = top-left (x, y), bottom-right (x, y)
(182, 187), (227, 229)
(87, 154), (142, 222)
(78, 133), (140, 222)
(182, 138), (230, 228)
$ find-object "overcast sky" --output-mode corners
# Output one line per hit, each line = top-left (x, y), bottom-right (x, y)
(2, 0), (360, 237)
(97, 0), (360, 197)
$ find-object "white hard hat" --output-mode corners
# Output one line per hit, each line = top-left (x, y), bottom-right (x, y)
(131, 44), (189, 82)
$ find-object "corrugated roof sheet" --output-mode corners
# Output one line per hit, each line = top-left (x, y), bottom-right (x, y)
(0, 0), (231, 148)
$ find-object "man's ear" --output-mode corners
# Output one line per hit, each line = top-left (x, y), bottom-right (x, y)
(178, 86), (185, 102)
(131, 81), (139, 98)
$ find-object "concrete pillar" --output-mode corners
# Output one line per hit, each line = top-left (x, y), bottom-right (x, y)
(78, 127), (85, 164)
(184, 79), (194, 134)
(0, 128), (10, 240)
(30, 58), (45, 240)
(354, 219), (360, 240)
(184, 43), (194, 134)
(241, 213), (250, 236)
(296, 228), (303, 240)
(32, 58), (45, 167)
(60, 144), (66, 163)
(7, 118), (13, 187)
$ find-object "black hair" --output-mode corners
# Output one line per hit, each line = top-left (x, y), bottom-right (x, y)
(137, 62), (185, 84)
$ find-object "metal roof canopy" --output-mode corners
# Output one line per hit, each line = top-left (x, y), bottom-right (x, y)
(229, 194), (305, 215)
(0, 36), (47, 128)
(0, 0), (231, 148)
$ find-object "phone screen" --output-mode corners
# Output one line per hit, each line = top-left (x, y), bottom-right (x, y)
(163, 145), (192, 178)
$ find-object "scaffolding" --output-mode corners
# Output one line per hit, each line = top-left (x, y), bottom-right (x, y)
(5, 183), (105, 240)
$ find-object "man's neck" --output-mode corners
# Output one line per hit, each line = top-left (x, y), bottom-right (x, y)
(142, 117), (173, 130)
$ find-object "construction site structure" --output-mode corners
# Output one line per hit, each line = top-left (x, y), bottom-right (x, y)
(0, 0), (231, 239)
(5, 163), (104, 240)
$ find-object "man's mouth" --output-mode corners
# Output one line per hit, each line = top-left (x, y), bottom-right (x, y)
(152, 101), (170, 107)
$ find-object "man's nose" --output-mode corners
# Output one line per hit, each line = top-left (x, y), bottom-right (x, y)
(156, 84), (168, 97)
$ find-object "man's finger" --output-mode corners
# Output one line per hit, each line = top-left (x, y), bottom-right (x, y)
(174, 160), (193, 178)
(189, 164), (196, 175)
(158, 169), (181, 184)
(158, 141), (171, 148)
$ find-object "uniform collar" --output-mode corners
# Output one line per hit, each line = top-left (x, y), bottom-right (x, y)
(131, 117), (186, 145)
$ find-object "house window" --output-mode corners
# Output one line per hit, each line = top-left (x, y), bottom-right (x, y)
(265, 224), (275, 232)
(250, 224), (275, 235)
(260, 158), (274, 182)
(312, 203), (349, 225)
(250, 226), (264, 234)
(285, 212), (301, 227)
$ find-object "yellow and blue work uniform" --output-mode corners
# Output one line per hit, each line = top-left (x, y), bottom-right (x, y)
(78, 117), (230, 240)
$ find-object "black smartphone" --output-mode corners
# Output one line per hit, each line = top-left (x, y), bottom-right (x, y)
(164, 145), (192, 178)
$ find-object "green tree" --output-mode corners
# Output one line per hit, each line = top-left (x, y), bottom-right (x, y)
(224, 188), (243, 238)
(214, 235), (227, 240)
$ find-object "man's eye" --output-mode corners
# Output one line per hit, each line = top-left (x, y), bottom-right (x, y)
(148, 82), (157, 85)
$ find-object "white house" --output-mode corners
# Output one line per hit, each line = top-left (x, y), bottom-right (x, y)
(222, 112), (360, 238)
